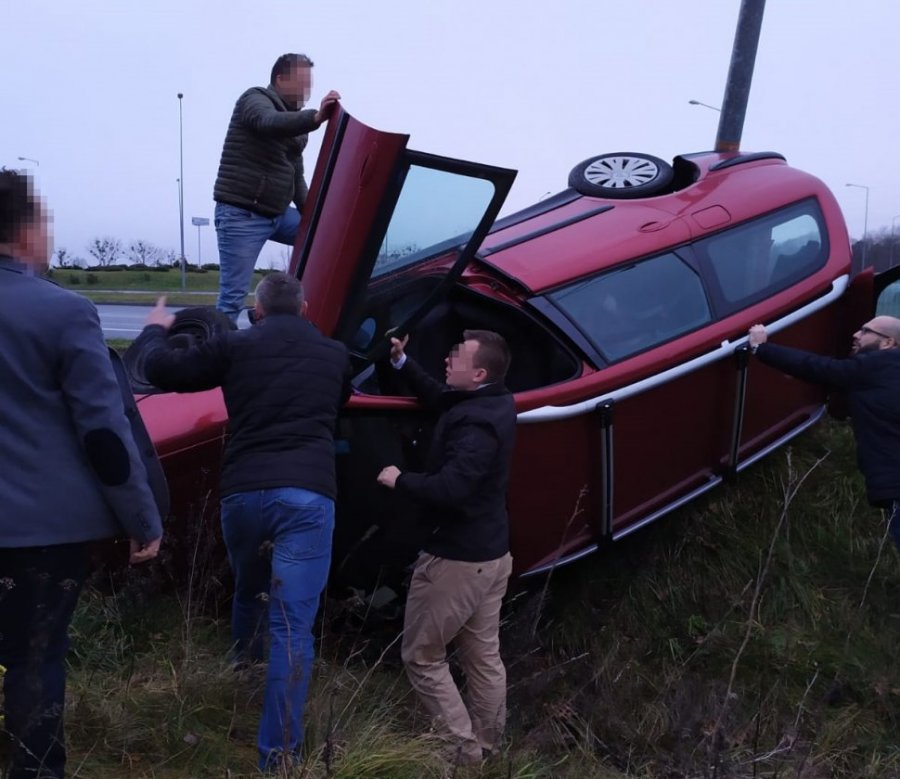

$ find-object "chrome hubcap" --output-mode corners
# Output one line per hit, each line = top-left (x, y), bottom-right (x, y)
(583, 156), (660, 189)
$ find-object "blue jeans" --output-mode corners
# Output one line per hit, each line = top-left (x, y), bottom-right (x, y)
(214, 202), (301, 322)
(219, 488), (333, 771)
(0, 543), (91, 779)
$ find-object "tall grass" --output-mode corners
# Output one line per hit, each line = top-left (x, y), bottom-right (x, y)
(55, 420), (900, 777)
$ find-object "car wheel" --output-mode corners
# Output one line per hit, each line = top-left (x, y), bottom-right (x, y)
(123, 306), (236, 394)
(568, 152), (674, 199)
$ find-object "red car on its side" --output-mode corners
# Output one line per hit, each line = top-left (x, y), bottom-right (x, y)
(127, 107), (879, 588)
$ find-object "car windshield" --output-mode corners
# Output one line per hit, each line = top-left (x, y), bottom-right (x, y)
(372, 164), (497, 279)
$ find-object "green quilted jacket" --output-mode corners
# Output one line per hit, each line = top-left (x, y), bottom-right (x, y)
(213, 84), (319, 217)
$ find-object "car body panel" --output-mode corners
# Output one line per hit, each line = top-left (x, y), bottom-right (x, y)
(133, 109), (864, 585)
(289, 109), (409, 336)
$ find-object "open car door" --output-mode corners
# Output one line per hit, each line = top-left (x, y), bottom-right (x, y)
(290, 107), (516, 353)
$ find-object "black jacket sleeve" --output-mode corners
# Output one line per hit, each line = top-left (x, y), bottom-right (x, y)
(398, 356), (446, 408)
(340, 348), (353, 406)
(755, 343), (871, 392)
(138, 325), (231, 392)
(395, 420), (499, 508)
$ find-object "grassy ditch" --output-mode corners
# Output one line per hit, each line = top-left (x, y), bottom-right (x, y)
(50, 420), (900, 777)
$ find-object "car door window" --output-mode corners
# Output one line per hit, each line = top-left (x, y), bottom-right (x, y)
(334, 152), (514, 349)
(548, 252), (712, 362)
(696, 199), (828, 313)
(374, 166), (496, 278)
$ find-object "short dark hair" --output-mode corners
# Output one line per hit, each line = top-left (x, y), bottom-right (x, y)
(255, 271), (305, 316)
(464, 329), (511, 383)
(0, 169), (38, 244)
(271, 53), (314, 85)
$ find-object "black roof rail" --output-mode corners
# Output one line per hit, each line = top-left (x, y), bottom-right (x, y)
(709, 151), (786, 172)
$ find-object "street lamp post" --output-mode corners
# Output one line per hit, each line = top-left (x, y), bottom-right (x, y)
(16, 156), (40, 167)
(845, 183), (870, 268)
(191, 217), (210, 267)
(688, 99), (721, 113)
(177, 92), (186, 290)
(891, 214), (900, 270)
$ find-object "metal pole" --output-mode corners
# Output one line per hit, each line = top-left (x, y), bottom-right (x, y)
(197, 223), (202, 267)
(715, 0), (767, 153)
(178, 92), (186, 290)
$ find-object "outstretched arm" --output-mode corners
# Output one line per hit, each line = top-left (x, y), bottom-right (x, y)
(136, 297), (230, 392)
(388, 335), (445, 407)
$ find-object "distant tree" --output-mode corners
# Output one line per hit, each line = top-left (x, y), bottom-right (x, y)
(128, 240), (166, 267)
(53, 247), (70, 267)
(375, 241), (420, 271)
(87, 236), (124, 267)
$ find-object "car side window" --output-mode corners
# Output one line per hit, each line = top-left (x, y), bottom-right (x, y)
(695, 199), (828, 313)
(549, 253), (712, 362)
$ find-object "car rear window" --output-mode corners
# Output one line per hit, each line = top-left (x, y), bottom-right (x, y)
(694, 199), (828, 313)
(548, 252), (712, 362)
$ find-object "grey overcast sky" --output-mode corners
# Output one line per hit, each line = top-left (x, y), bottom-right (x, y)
(3, 1), (898, 267)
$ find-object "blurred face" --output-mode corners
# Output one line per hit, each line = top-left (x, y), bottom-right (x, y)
(852, 319), (896, 354)
(276, 64), (312, 105)
(445, 339), (486, 390)
(16, 199), (52, 275)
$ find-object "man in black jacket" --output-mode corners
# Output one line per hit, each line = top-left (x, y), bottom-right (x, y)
(749, 317), (900, 546)
(376, 330), (516, 766)
(135, 272), (350, 772)
(213, 53), (340, 322)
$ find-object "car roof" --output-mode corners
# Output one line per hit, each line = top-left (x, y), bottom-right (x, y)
(477, 152), (829, 293)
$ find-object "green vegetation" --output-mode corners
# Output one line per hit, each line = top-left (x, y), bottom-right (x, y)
(49, 421), (900, 777)
(106, 338), (133, 354)
(50, 267), (270, 306)
(52, 267), (224, 291)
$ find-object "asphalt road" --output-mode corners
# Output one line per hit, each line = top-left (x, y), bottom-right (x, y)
(97, 304), (250, 338)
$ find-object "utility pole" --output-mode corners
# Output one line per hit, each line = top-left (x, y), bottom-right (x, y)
(177, 92), (186, 290)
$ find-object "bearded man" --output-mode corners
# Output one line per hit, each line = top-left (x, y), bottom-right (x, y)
(749, 317), (900, 547)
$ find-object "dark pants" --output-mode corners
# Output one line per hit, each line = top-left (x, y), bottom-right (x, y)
(0, 544), (91, 779)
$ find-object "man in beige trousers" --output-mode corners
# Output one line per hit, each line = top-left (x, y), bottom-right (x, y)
(377, 330), (517, 766)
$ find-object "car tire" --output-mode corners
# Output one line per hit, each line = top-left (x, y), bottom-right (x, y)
(123, 306), (236, 394)
(568, 152), (674, 199)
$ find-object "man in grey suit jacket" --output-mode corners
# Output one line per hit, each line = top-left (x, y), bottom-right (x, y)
(0, 169), (163, 779)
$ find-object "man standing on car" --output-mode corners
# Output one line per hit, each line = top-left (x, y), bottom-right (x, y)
(135, 272), (350, 772)
(213, 53), (341, 322)
(376, 330), (516, 766)
(749, 318), (900, 547)
(0, 169), (163, 779)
